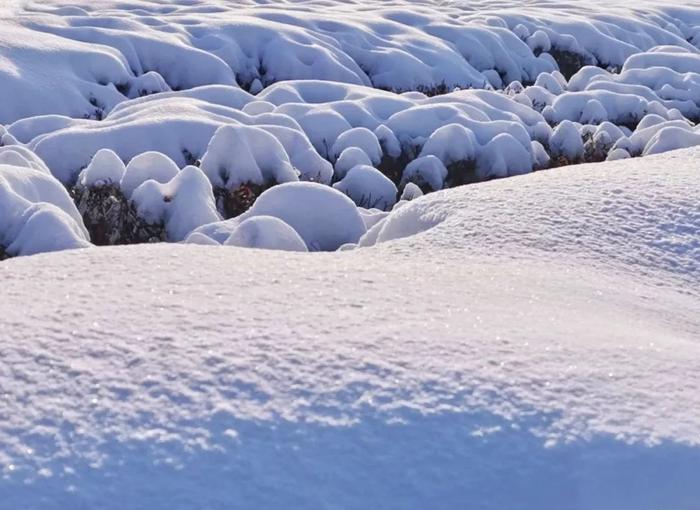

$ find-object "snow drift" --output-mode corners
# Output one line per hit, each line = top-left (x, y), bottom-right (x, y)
(1, 147), (699, 509)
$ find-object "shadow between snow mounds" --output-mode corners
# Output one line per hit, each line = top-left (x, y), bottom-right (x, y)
(3, 410), (699, 510)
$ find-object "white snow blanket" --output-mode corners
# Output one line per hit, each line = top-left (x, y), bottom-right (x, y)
(1, 148), (698, 509)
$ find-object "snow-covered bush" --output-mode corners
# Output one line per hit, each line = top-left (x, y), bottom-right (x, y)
(224, 216), (308, 252)
(401, 156), (448, 193)
(192, 182), (367, 251)
(244, 182), (366, 251)
(330, 127), (383, 165)
(200, 124), (299, 217)
(333, 165), (398, 210)
(121, 152), (180, 199)
(77, 148), (126, 188)
(549, 120), (584, 165)
(0, 163), (89, 257)
(131, 166), (220, 242)
(73, 149), (220, 244)
(334, 147), (374, 181)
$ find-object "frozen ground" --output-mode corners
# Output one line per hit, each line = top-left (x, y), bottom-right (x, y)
(1, 149), (699, 509)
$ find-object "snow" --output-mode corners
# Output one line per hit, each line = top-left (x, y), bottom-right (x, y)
(0, 161), (89, 256)
(334, 147), (373, 181)
(330, 127), (383, 165)
(3, 0), (700, 507)
(224, 215), (308, 252)
(333, 164), (398, 211)
(194, 181), (367, 251)
(2, 148), (700, 509)
(77, 149), (126, 188)
(121, 151), (180, 199)
(131, 165), (220, 242)
(399, 182), (424, 201)
(402, 155), (448, 192)
(200, 124), (299, 190)
(549, 120), (585, 161)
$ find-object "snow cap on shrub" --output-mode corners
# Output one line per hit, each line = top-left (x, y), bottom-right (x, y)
(225, 216), (308, 252)
(121, 151), (180, 199)
(331, 127), (382, 164)
(131, 165), (220, 241)
(200, 124), (299, 190)
(549, 120), (584, 161)
(244, 181), (366, 251)
(333, 165), (398, 211)
(78, 149), (126, 188)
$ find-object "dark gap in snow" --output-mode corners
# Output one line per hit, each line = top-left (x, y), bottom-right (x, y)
(214, 182), (267, 219)
(0, 245), (8, 261)
(72, 184), (166, 245)
(541, 47), (593, 81)
(182, 148), (201, 167)
(377, 153), (412, 185)
(445, 161), (480, 187)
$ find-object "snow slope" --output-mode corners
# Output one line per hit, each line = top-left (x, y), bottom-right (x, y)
(1, 148), (699, 509)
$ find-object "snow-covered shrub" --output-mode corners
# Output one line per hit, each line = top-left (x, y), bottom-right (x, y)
(73, 150), (177, 245)
(400, 182), (424, 201)
(0, 145), (52, 174)
(418, 124), (479, 186)
(77, 148), (126, 188)
(0, 164), (89, 257)
(643, 125), (700, 156)
(613, 119), (694, 156)
(549, 120), (584, 165)
(330, 127), (382, 165)
(606, 148), (631, 161)
(73, 184), (164, 246)
(582, 122), (625, 162)
(241, 182), (366, 251)
(531, 141), (551, 170)
(224, 216), (308, 252)
(334, 147), (373, 181)
(333, 165), (398, 211)
(401, 156), (448, 193)
(374, 125), (402, 160)
(200, 124), (299, 218)
(131, 166), (220, 242)
(121, 152), (180, 199)
(477, 133), (533, 178)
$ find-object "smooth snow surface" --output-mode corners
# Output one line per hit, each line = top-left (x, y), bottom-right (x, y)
(1, 149), (699, 509)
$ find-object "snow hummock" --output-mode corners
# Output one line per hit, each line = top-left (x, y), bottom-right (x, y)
(0, 156), (89, 257)
(333, 164), (398, 211)
(200, 124), (299, 190)
(131, 165), (220, 242)
(224, 215), (308, 252)
(193, 181), (367, 251)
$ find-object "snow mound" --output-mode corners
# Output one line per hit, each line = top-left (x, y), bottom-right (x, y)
(224, 215), (308, 252)
(25, 89), (324, 185)
(200, 124), (299, 190)
(0, 161), (89, 257)
(194, 181), (367, 251)
(131, 165), (220, 242)
(333, 164), (398, 211)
